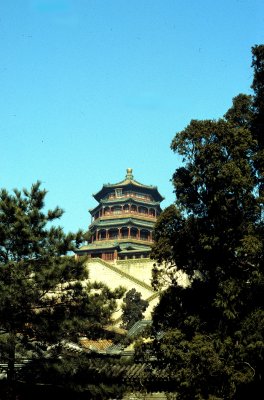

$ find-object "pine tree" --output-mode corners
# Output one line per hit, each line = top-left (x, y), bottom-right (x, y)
(141, 46), (264, 398)
(0, 182), (123, 395)
(121, 289), (148, 330)
(251, 45), (264, 200)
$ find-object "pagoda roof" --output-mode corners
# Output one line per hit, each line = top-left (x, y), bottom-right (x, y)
(119, 242), (151, 252)
(89, 217), (155, 230)
(77, 241), (120, 252)
(76, 241), (151, 255)
(93, 168), (164, 202)
(89, 197), (162, 215)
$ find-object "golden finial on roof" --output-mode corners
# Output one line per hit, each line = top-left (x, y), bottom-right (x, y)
(126, 168), (134, 180)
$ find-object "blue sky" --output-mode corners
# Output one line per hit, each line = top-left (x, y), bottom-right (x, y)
(0, 0), (263, 233)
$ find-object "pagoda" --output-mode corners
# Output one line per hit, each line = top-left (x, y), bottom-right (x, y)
(76, 168), (164, 261)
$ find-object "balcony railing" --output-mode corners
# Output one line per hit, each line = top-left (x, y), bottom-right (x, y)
(92, 211), (157, 223)
(93, 236), (153, 243)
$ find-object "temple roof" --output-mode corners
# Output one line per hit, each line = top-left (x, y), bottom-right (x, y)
(77, 242), (120, 252)
(89, 217), (155, 230)
(93, 168), (164, 202)
(91, 196), (161, 209)
(76, 241), (151, 254)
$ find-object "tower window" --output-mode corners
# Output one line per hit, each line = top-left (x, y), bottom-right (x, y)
(115, 188), (123, 197)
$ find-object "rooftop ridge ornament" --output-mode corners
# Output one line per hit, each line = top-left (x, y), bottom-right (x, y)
(126, 168), (134, 180)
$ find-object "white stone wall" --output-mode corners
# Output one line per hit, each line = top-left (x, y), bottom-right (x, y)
(86, 258), (156, 323)
(87, 259), (153, 298)
(85, 258), (189, 325)
(116, 258), (155, 285)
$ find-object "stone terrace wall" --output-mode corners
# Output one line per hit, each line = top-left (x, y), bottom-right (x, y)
(86, 258), (156, 322)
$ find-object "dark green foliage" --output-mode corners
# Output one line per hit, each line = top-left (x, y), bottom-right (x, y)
(224, 93), (254, 129)
(142, 46), (264, 398)
(251, 45), (264, 143)
(151, 205), (182, 288)
(0, 182), (123, 391)
(121, 288), (148, 330)
(251, 45), (264, 200)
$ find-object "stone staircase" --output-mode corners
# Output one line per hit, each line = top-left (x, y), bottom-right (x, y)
(86, 258), (160, 325)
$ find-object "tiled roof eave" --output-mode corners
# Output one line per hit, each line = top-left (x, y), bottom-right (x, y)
(89, 218), (155, 229)
(102, 178), (156, 190)
(89, 198), (161, 215)
(77, 242), (120, 252)
(119, 243), (151, 251)
(93, 181), (164, 203)
(118, 249), (151, 254)
(101, 198), (161, 206)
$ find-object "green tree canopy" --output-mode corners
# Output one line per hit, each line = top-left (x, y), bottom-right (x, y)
(143, 45), (264, 399)
(251, 45), (264, 200)
(0, 182), (123, 389)
(121, 288), (148, 330)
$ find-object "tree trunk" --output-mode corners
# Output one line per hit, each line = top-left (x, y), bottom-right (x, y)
(7, 333), (16, 400)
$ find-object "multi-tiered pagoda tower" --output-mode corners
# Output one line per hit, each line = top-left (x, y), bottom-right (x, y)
(76, 169), (164, 261)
